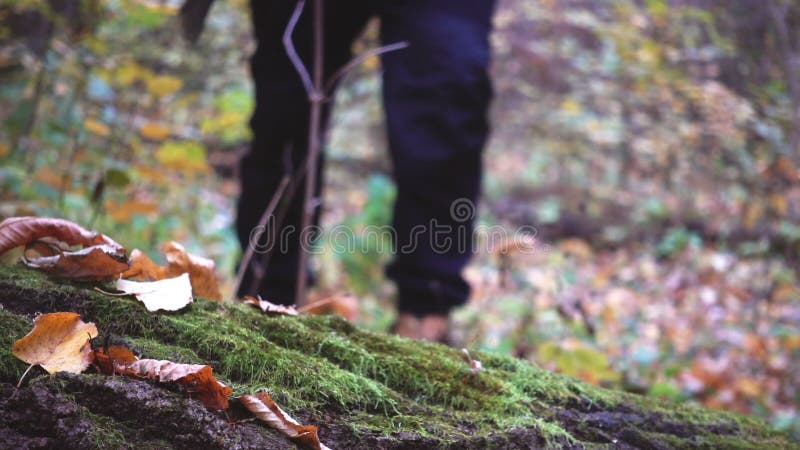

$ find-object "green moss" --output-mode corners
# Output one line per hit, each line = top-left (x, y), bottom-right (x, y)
(80, 408), (134, 449)
(0, 308), (34, 382)
(0, 264), (795, 448)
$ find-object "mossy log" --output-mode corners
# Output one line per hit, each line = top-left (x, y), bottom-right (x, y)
(0, 264), (794, 449)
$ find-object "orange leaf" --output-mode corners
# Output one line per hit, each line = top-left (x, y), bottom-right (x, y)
(117, 359), (231, 410)
(121, 249), (169, 279)
(104, 199), (159, 222)
(91, 345), (138, 375)
(243, 295), (298, 316)
(0, 216), (125, 255)
(123, 241), (221, 300)
(239, 392), (331, 450)
(139, 122), (172, 141)
(13, 312), (98, 374)
(84, 118), (111, 137)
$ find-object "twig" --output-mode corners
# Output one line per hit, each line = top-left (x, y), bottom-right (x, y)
(280, 0), (408, 307)
(324, 41), (409, 93)
(245, 147), (309, 295)
(232, 174), (291, 297)
(16, 363), (35, 389)
(282, 0), (316, 100)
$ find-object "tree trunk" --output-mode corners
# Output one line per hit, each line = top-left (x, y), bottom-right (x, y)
(0, 265), (793, 449)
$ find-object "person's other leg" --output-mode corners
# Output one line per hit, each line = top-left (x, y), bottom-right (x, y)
(380, 0), (496, 333)
(238, 0), (371, 303)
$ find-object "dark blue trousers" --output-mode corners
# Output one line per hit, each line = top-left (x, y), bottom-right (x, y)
(237, 0), (495, 315)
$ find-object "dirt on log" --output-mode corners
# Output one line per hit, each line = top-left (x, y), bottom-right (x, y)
(0, 264), (795, 449)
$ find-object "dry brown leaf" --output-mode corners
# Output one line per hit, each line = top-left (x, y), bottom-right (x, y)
(24, 244), (130, 280)
(0, 216), (125, 255)
(243, 295), (299, 316)
(115, 273), (193, 312)
(13, 312), (98, 374)
(123, 241), (221, 300)
(91, 345), (138, 375)
(299, 293), (359, 321)
(117, 359), (232, 410)
(239, 392), (331, 450)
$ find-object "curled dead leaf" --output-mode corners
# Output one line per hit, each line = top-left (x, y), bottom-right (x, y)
(115, 273), (193, 312)
(239, 392), (331, 450)
(243, 295), (298, 316)
(23, 244), (129, 280)
(0, 216), (125, 255)
(117, 359), (231, 410)
(123, 241), (221, 300)
(13, 312), (98, 376)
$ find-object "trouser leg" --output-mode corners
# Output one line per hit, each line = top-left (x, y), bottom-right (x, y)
(380, 0), (496, 315)
(237, 0), (371, 303)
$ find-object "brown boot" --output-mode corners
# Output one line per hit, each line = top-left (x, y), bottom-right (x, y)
(391, 313), (450, 343)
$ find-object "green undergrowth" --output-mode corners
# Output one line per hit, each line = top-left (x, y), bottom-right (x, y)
(0, 264), (793, 448)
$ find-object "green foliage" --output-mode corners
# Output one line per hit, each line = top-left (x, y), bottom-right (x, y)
(325, 174), (396, 296)
(538, 342), (621, 384)
(656, 226), (702, 257)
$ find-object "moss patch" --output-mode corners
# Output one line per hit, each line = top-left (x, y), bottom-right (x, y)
(0, 264), (795, 449)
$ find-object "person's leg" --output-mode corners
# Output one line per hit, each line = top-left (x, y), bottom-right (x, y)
(380, 0), (496, 328)
(237, 0), (371, 303)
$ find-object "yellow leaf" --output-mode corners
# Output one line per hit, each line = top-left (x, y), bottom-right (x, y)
(769, 194), (788, 217)
(743, 202), (764, 230)
(13, 312), (98, 374)
(155, 140), (208, 173)
(560, 99), (582, 115)
(139, 122), (171, 141)
(147, 75), (183, 97)
(84, 118), (111, 137)
(114, 61), (153, 87)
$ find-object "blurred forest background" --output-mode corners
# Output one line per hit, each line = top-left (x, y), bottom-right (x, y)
(1, 0), (799, 440)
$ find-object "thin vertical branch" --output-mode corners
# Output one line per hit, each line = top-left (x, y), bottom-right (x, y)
(295, 0), (325, 307)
